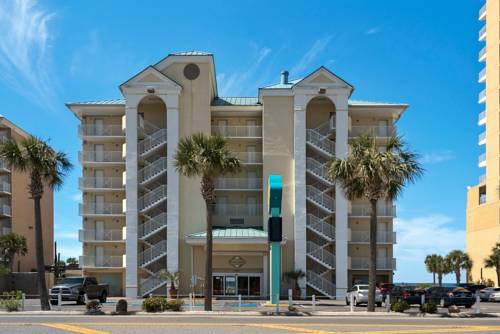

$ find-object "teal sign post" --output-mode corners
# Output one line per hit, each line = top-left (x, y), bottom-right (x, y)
(268, 175), (282, 305)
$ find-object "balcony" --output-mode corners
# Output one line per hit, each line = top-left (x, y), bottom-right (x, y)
(479, 46), (486, 62)
(235, 152), (263, 164)
(349, 125), (395, 138)
(79, 229), (125, 242)
(349, 257), (396, 270)
(478, 110), (486, 126)
(478, 153), (486, 167)
(479, 25), (486, 42)
(0, 204), (11, 217)
(349, 230), (397, 244)
(79, 255), (124, 268)
(79, 203), (124, 216)
(79, 151), (124, 166)
(212, 125), (262, 138)
(478, 89), (486, 104)
(0, 159), (10, 172)
(349, 204), (396, 217)
(479, 174), (486, 184)
(0, 181), (11, 195)
(78, 124), (124, 141)
(478, 131), (486, 145)
(79, 177), (124, 191)
(215, 178), (262, 191)
(478, 67), (486, 83)
(214, 204), (263, 217)
(479, 3), (486, 21)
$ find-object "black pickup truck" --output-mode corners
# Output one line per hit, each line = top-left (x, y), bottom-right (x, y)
(49, 276), (109, 305)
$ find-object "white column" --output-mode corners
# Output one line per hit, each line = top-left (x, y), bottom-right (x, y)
(263, 254), (268, 297)
(125, 97), (140, 298)
(293, 94), (307, 296)
(166, 94), (180, 273)
(334, 98), (349, 299)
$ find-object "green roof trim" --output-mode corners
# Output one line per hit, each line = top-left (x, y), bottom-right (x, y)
(171, 51), (212, 56)
(348, 99), (408, 106)
(187, 228), (267, 239)
(66, 99), (125, 106)
(212, 97), (260, 106)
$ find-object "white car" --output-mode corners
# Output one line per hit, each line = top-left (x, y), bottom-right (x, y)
(346, 284), (383, 306)
(479, 287), (500, 301)
(489, 290), (500, 302)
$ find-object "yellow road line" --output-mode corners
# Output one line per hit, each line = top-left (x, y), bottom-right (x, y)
(248, 323), (332, 334)
(41, 323), (110, 334)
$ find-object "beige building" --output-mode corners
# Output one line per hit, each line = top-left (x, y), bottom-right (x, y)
(67, 51), (405, 298)
(0, 115), (54, 272)
(466, 1), (500, 283)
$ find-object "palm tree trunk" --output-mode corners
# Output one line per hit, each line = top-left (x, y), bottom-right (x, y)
(204, 202), (214, 311)
(33, 195), (50, 310)
(438, 272), (443, 287)
(433, 272), (436, 286)
(497, 267), (500, 287)
(367, 199), (378, 312)
(455, 269), (460, 285)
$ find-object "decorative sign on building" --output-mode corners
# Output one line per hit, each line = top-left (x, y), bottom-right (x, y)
(229, 256), (246, 270)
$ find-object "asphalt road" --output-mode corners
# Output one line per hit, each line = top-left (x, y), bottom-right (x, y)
(2, 315), (500, 334)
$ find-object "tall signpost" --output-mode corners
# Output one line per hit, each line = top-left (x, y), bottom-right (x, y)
(268, 175), (283, 305)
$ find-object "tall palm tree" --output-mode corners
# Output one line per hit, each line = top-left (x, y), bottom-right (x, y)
(446, 250), (472, 285)
(485, 243), (500, 286)
(435, 255), (450, 287)
(425, 254), (439, 286)
(329, 135), (422, 311)
(174, 133), (240, 311)
(0, 232), (27, 271)
(0, 136), (72, 310)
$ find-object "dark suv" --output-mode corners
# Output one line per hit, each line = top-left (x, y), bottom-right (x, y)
(424, 286), (475, 308)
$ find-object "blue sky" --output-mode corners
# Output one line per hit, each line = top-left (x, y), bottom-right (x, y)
(0, 0), (482, 283)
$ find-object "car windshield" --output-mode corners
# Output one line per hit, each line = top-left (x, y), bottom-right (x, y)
(358, 285), (369, 290)
(61, 277), (84, 285)
(494, 288), (500, 291)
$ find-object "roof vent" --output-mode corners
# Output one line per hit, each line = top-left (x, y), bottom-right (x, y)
(280, 70), (289, 85)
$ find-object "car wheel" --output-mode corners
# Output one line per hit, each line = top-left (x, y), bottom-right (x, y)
(376, 302), (382, 307)
(99, 292), (107, 303)
(465, 304), (472, 309)
(345, 297), (350, 306)
(50, 300), (57, 306)
(354, 298), (359, 306)
(76, 294), (85, 305)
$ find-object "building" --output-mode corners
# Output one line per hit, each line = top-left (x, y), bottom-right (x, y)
(67, 51), (405, 298)
(0, 115), (54, 272)
(466, 1), (500, 284)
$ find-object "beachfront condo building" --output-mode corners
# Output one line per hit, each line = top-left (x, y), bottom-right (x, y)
(67, 51), (405, 298)
(467, 1), (500, 284)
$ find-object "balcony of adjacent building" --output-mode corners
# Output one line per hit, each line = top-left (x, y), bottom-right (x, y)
(349, 257), (396, 271)
(478, 131), (486, 146)
(0, 203), (11, 217)
(479, 25), (486, 42)
(211, 125), (262, 139)
(0, 159), (10, 173)
(0, 179), (11, 196)
(479, 46), (486, 62)
(478, 67), (486, 83)
(349, 125), (395, 139)
(478, 89), (486, 104)
(79, 177), (124, 192)
(234, 151), (263, 165)
(78, 124), (124, 142)
(79, 150), (125, 167)
(348, 229), (397, 244)
(213, 203), (263, 228)
(478, 110), (486, 126)
(215, 177), (263, 191)
(479, 173), (486, 184)
(79, 202), (124, 217)
(479, 3), (486, 21)
(349, 203), (396, 218)
(79, 255), (125, 268)
(478, 153), (486, 168)
(79, 228), (126, 243)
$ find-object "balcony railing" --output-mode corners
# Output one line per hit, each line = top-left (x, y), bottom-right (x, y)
(79, 203), (124, 216)
(79, 255), (124, 268)
(0, 159), (9, 171)
(479, 25), (486, 41)
(0, 204), (11, 216)
(215, 178), (262, 190)
(78, 229), (124, 242)
(79, 124), (124, 138)
(479, 3), (486, 20)
(479, 174), (486, 184)
(0, 182), (11, 193)
(350, 257), (396, 270)
(478, 67), (486, 83)
(350, 204), (396, 217)
(235, 152), (263, 164)
(214, 204), (263, 216)
(79, 177), (124, 190)
(479, 131), (486, 145)
(212, 125), (262, 138)
(79, 151), (124, 164)
(478, 89), (486, 103)
(479, 153), (486, 167)
(349, 125), (395, 138)
(349, 230), (396, 243)
(479, 46), (486, 62)
(478, 110), (486, 125)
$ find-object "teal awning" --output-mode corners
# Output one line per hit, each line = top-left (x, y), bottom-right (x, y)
(186, 228), (268, 245)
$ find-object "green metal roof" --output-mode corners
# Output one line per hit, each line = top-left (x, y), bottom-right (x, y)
(187, 228), (267, 239)
(171, 51), (212, 56)
(66, 99), (125, 106)
(262, 78), (302, 89)
(212, 97), (260, 106)
(348, 99), (407, 106)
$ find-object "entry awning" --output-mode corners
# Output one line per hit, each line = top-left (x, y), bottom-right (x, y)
(185, 228), (268, 245)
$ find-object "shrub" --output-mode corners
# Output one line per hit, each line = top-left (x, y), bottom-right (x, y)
(0, 290), (22, 312)
(115, 299), (128, 314)
(391, 300), (410, 313)
(420, 302), (437, 314)
(166, 299), (183, 312)
(85, 300), (103, 315)
(142, 297), (168, 313)
(448, 305), (460, 314)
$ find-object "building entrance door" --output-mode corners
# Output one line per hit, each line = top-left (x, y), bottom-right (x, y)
(213, 273), (261, 296)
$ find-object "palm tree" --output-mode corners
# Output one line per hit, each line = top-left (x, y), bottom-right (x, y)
(0, 233), (27, 271)
(485, 243), (500, 286)
(435, 255), (450, 287)
(446, 250), (472, 285)
(328, 135), (422, 311)
(159, 270), (181, 297)
(425, 254), (439, 286)
(0, 136), (72, 310)
(173, 133), (240, 311)
(66, 257), (78, 266)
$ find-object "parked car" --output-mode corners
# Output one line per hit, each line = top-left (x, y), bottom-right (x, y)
(458, 283), (487, 294)
(478, 287), (500, 301)
(388, 285), (424, 305)
(424, 286), (475, 308)
(346, 284), (383, 307)
(489, 290), (500, 302)
(378, 283), (395, 298)
(49, 276), (109, 305)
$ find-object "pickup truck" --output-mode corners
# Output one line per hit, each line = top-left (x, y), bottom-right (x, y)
(49, 276), (109, 305)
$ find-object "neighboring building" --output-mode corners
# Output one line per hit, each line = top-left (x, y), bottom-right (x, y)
(467, 1), (500, 284)
(67, 51), (405, 298)
(0, 115), (54, 272)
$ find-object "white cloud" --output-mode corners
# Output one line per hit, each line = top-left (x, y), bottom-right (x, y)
(290, 35), (332, 75)
(0, 0), (58, 108)
(365, 27), (381, 35)
(421, 150), (454, 164)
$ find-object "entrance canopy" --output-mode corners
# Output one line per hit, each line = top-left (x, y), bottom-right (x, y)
(185, 228), (268, 245)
